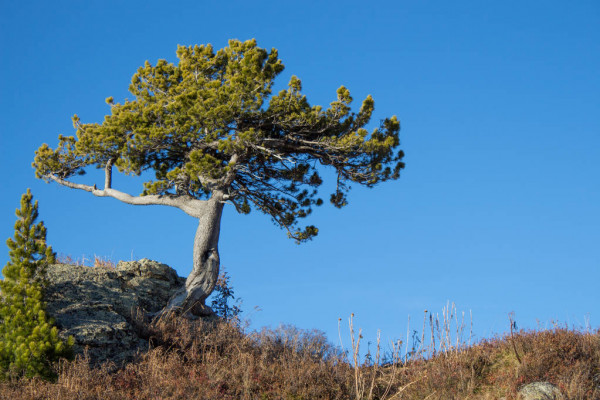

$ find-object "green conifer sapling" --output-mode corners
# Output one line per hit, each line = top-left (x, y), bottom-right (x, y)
(0, 189), (72, 380)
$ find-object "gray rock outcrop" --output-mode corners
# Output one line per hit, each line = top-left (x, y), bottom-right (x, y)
(517, 382), (564, 400)
(44, 259), (186, 366)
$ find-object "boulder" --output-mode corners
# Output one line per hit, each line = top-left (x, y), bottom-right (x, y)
(44, 259), (186, 366)
(517, 382), (564, 400)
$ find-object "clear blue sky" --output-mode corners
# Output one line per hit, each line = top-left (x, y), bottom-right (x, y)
(1, 1), (599, 350)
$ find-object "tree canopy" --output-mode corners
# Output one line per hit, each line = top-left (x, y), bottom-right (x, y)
(34, 39), (404, 242)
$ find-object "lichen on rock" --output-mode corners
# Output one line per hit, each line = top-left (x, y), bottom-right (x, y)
(517, 382), (565, 400)
(44, 259), (186, 366)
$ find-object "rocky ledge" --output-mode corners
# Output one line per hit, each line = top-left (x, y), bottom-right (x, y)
(44, 259), (186, 366)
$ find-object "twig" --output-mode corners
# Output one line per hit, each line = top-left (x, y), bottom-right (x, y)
(508, 312), (522, 364)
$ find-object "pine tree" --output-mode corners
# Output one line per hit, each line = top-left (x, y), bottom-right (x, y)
(34, 39), (405, 316)
(0, 189), (72, 380)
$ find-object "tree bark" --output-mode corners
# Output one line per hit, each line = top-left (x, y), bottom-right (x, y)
(164, 194), (224, 317)
(48, 170), (226, 318)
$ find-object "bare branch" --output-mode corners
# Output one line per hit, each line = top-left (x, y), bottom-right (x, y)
(104, 158), (116, 189)
(46, 174), (207, 218)
(225, 198), (244, 213)
(251, 144), (297, 164)
(222, 153), (240, 186)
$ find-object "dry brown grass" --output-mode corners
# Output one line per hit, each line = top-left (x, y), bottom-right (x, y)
(91, 255), (116, 269)
(0, 310), (598, 400)
(56, 254), (116, 269)
(390, 327), (600, 399)
(0, 316), (353, 400)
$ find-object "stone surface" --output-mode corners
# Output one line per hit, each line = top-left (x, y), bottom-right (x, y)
(517, 382), (564, 400)
(44, 259), (185, 366)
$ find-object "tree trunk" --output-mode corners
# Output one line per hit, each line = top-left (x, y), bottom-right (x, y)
(164, 195), (224, 317)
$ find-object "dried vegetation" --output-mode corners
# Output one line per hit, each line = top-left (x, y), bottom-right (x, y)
(0, 306), (598, 400)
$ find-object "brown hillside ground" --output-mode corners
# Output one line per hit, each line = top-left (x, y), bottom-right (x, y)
(0, 315), (598, 400)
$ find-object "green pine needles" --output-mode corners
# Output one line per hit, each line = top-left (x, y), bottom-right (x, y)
(34, 39), (404, 243)
(0, 189), (72, 380)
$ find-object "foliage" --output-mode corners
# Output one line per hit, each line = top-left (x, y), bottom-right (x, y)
(33, 39), (404, 242)
(209, 269), (241, 321)
(0, 190), (73, 380)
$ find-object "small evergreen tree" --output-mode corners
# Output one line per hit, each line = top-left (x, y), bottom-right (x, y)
(0, 189), (72, 380)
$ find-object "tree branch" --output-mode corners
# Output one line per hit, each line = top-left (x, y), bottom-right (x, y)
(46, 174), (207, 218)
(225, 197), (244, 213)
(251, 144), (297, 164)
(105, 158), (116, 189)
(222, 153), (239, 186)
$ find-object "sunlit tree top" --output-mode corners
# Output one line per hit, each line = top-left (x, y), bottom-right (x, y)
(34, 39), (404, 241)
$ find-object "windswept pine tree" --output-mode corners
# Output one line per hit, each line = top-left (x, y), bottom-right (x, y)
(0, 190), (72, 380)
(33, 39), (405, 316)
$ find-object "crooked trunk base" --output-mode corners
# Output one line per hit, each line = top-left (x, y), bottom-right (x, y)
(161, 286), (215, 318)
